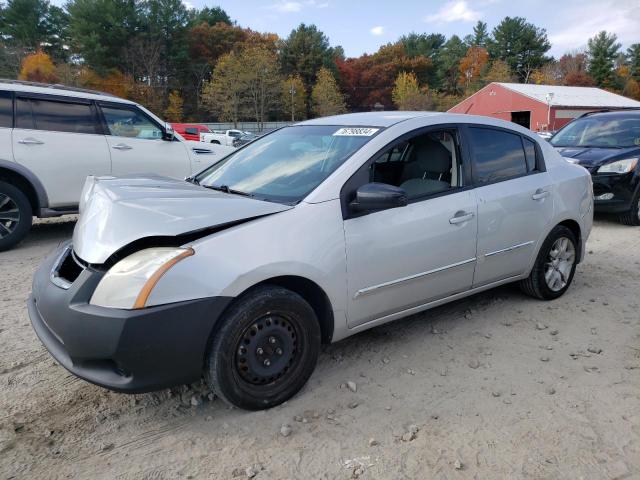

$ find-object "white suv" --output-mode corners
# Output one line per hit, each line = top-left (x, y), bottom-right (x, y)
(0, 80), (233, 250)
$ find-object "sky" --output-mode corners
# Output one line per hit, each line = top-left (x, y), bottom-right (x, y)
(183, 0), (640, 59)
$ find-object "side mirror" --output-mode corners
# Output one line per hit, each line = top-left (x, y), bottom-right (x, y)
(350, 182), (408, 213)
(162, 123), (175, 141)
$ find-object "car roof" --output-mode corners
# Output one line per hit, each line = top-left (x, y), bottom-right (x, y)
(579, 108), (640, 119)
(0, 79), (136, 105)
(298, 111), (442, 128)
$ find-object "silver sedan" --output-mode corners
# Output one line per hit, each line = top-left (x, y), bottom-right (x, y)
(29, 112), (593, 410)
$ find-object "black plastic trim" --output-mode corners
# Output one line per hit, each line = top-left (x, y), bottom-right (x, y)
(29, 248), (234, 393)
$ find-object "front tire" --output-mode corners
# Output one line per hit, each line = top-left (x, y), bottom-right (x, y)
(519, 225), (578, 300)
(618, 192), (640, 226)
(205, 285), (321, 410)
(0, 180), (32, 252)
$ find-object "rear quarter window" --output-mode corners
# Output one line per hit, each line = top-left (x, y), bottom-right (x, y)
(523, 137), (538, 172)
(468, 127), (528, 184)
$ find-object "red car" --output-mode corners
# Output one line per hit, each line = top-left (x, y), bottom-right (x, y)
(171, 123), (211, 141)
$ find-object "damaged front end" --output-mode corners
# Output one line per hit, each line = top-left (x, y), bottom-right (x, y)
(29, 174), (292, 392)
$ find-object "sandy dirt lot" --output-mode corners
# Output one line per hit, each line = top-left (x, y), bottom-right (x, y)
(1, 215), (639, 479)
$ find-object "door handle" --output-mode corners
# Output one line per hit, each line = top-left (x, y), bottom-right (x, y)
(112, 143), (132, 151)
(532, 189), (550, 201)
(449, 212), (475, 224)
(18, 137), (44, 145)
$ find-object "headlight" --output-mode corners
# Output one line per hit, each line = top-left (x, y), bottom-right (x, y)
(90, 247), (194, 309)
(597, 158), (638, 174)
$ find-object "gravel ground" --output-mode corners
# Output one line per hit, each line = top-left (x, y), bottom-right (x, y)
(1, 215), (639, 479)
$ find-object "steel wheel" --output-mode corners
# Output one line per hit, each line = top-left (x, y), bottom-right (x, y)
(0, 193), (20, 240)
(205, 285), (321, 410)
(235, 314), (299, 386)
(544, 237), (575, 292)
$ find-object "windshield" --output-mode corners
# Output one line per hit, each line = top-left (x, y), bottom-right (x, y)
(195, 125), (380, 204)
(551, 116), (640, 148)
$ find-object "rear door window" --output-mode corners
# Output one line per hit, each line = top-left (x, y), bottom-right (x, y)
(15, 97), (99, 134)
(0, 91), (12, 128)
(467, 127), (528, 184)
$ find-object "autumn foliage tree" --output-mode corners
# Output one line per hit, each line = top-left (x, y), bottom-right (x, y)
(337, 43), (432, 111)
(392, 71), (434, 110)
(282, 75), (306, 121)
(458, 46), (488, 90)
(483, 60), (513, 83)
(19, 50), (58, 83)
(311, 67), (346, 117)
(201, 51), (243, 126)
(164, 90), (184, 122)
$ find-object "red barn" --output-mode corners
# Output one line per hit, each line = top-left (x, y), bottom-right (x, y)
(449, 82), (640, 133)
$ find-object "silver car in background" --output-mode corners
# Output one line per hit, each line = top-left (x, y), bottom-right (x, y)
(29, 112), (593, 410)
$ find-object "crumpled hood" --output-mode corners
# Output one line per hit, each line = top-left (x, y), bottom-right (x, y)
(554, 146), (640, 168)
(73, 175), (292, 264)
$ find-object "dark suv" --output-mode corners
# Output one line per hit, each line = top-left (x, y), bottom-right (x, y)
(550, 109), (640, 225)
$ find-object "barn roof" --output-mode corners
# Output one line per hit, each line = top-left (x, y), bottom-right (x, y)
(495, 83), (640, 108)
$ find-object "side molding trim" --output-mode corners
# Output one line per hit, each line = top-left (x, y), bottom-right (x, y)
(354, 257), (477, 298)
(485, 241), (534, 258)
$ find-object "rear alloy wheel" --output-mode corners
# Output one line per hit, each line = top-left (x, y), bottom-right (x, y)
(618, 193), (640, 226)
(0, 180), (32, 252)
(205, 285), (321, 410)
(519, 225), (578, 300)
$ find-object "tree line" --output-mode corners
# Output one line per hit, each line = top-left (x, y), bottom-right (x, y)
(1, 0), (639, 127)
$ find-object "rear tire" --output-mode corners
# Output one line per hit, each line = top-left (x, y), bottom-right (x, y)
(205, 285), (321, 410)
(618, 192), (640, 226)
(519, 225), (578, 300)
(0, 180), (32, 252)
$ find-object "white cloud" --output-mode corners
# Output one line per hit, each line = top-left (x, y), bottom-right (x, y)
(182, 0), (194, 9)
(548, 0), (640, 56)
(267, 0), (329, 13)
(271, 1), (302, 12)
(424, 1), (482, 23)
(370, 26), (384, 36)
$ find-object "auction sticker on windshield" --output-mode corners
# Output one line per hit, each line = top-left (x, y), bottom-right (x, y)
(333, 127), (379, 136)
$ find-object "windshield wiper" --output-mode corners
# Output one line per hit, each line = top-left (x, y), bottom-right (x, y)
(203, 184), (253, 197)
(185, 176), (200, 185)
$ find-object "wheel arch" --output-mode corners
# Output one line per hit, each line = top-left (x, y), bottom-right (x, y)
(0, 161), (48, 215)
(255, 276), (334, 344)
(556, 218), (582, 263)
(220, 275), (334, 345)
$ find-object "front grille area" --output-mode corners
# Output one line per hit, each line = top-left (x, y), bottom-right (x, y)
(52, 248), (85, 288)
(59, 250), (83, 284)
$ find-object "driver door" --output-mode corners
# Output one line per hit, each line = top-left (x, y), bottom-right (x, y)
(343, 128), (478, 328)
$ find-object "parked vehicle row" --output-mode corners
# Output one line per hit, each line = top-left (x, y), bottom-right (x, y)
(200, 129), (246, 145)
(0, 80), (234, 250)
(549, 109), (640, 225)
(170, 123), (211, 142)
(29, 112), (593, 410)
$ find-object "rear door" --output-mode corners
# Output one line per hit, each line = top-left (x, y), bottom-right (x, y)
(464, 126), (554, 286)
(12, 94), (111, 207)
(99, 103), (192, 179)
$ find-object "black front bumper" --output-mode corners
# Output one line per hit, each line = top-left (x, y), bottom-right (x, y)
(591, 170), (639, 213)
(28, 246), (232, 393)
